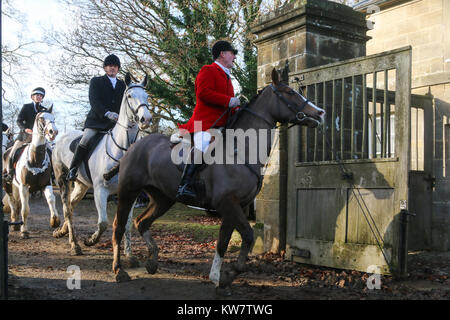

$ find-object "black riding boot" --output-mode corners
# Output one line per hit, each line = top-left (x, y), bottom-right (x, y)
(176, 163), (202, 203)
(4, 140), (24, 183)
(67, 144), (89, 181)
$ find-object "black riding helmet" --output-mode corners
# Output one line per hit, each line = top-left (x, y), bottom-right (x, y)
(211, 40), (238, 60)
(103, 54), (121, 68)
(31, 87), (45, 98)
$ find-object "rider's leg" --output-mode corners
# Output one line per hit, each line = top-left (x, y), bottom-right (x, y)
(67, 128), (96, 181)
(176, 131), (210, 201)
(4, 139), (24, 182)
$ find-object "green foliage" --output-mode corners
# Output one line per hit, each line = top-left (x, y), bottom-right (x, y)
(139, 0), (233, 121)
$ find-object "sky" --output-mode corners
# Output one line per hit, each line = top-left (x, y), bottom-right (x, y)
(2, 0), (83, 134)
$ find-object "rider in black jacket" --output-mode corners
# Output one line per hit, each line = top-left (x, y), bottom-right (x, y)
(67, 54), (126, 181)
(4, 87), (49, 182)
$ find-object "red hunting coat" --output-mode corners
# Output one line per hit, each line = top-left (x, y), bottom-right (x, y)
(179, 62), (237, 133)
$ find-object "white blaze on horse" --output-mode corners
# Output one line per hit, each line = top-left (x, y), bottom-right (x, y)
(3, 109), (59, 239)
(52, 73), (152, 255)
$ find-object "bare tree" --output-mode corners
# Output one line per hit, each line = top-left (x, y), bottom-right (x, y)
(47, 0), (267, 132)
(1, 0), (47, 134)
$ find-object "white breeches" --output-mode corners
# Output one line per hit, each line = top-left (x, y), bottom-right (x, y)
(193, 131), (211, 153)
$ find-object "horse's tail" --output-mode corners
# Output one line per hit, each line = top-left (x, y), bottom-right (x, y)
(103, 162), (120, 181)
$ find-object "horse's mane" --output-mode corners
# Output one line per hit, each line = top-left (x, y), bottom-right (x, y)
(226, 87), (267, 129)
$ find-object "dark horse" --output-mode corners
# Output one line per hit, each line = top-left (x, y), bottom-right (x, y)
(111, 69), (325, 292)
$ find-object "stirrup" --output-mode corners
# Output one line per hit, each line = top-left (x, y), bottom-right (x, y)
(67, 168), (78, 181)
(176, 184), (197, 202)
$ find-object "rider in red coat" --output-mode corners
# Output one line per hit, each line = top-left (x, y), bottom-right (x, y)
(176, 40), (240, 203)
(179, 62), (236, 132)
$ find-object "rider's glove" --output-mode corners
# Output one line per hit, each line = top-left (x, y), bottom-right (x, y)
(105, 111), (119, 122)
(228, 97), (241, 108)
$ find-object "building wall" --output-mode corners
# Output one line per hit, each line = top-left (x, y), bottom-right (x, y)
(361, 0), (450, 250)
(252, 0), (368, 253)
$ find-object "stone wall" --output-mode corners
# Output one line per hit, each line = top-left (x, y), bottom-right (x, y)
(358, 0), (450, 250)
(251, 0), (369, 254)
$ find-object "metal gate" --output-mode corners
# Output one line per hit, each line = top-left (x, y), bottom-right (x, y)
(285, 47), (421, 276)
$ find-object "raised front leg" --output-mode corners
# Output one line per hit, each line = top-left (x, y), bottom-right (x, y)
(212, 197), (254, 295)
(44, 184), (60, 228)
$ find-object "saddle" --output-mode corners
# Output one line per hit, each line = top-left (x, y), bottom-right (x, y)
(5, 144), (28, 166)
(2, 143), (53, 192)
(69, 132), (106, 182)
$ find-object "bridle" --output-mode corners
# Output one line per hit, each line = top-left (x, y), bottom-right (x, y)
(114, 84), (150, 130)
(106, 84), (151, 162)
(238, 83), (311, 129)
(36, 113), (56, 139)
(223, 83), (314, 195)
(269, 83), (309, 124)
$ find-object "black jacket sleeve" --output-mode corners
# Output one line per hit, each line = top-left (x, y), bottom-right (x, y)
(88, 77), (109, 119)
(17, 104), (30, 130)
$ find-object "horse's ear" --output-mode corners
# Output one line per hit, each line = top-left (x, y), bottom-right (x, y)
(272, 68), (280, 86)
(48, 104), (53, 113)
(281, 61), (289, 83)
(140, 74), (148, 87)
(125, 72), (132, 86)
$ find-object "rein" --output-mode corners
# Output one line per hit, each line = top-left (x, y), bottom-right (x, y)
(230, 84), (311, 131)
(225, 84), (312, 195)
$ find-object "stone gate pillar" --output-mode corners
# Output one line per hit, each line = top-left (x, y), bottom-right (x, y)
(251, 0), (369, 254)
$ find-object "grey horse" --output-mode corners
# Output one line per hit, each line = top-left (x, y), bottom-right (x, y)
(111, 69), (325, 294)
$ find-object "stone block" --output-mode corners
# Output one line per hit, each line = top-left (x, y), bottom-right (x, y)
(407, 30), (432, 48)
(418, 10), (443, 30)
(260, 175), (281, 201)
(306, 32), (319, 55)
(305, 53), (337, 68)
(258, 45), (273, 66)
(288, 32), (306, 57)
(430, 57), (444, 74)
(252, 224), (265, 254)
(272, 39), (288, 62)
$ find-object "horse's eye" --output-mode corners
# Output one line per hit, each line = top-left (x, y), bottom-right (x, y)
(128, 94), (132, 98)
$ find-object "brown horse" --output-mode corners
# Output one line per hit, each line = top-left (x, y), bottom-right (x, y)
(111, 69), (325, 293)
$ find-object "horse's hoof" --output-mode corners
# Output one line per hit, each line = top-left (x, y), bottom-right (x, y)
(145, 259), (158, 274)
(84, 237), (98, 247)
(233, 263), (247, 274)
(53, 227), (67, 238)
(219, 270), (236, 288)
(71, 245), (83, 256)
(125, 256), (140, 269)
(215, 286), (233, 297)
(11, 225), (20, 232)
(115, 269), (131, 283)
(20, 232), (30, 239)
(50, 216), (60, 228)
